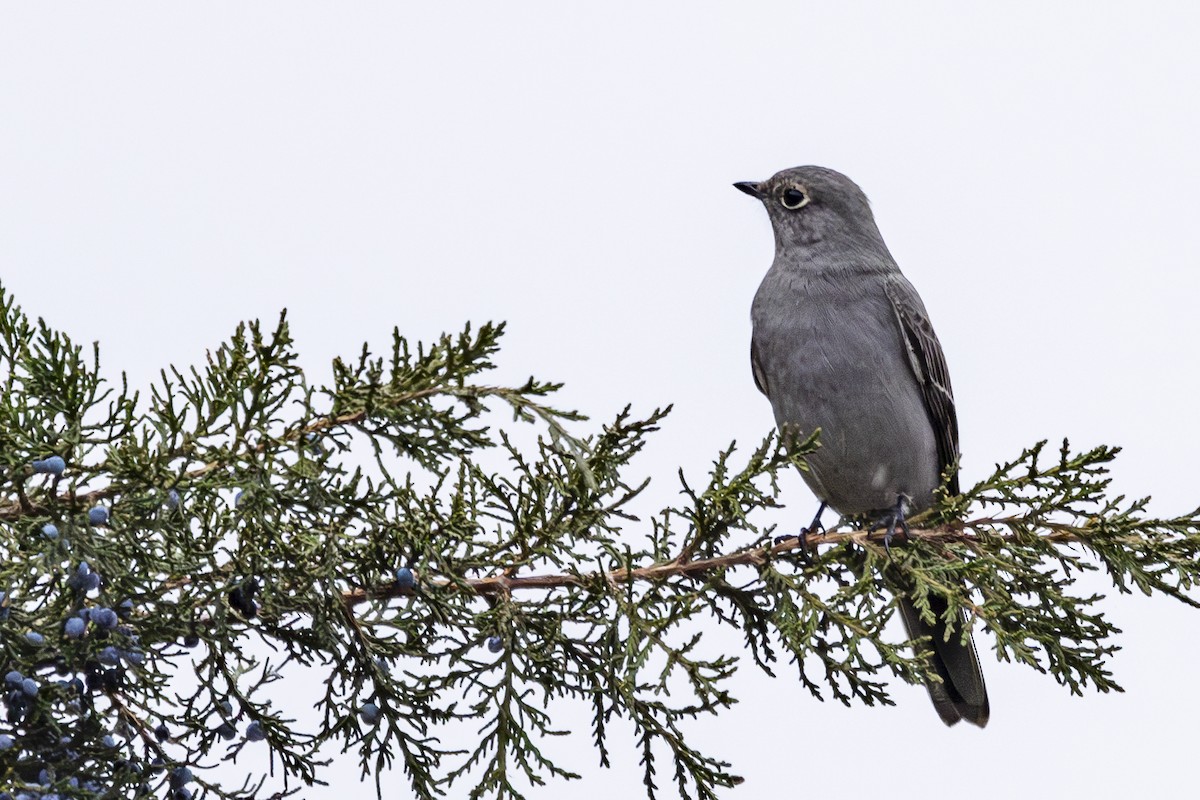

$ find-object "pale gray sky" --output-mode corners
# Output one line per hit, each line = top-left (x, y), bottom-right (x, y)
(3, 3), (1199, 798)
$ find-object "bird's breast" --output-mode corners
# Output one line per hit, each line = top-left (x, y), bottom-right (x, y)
(750, 268), (941, 515)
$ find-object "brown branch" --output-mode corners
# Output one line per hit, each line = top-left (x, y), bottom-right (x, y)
(342, 523), (1085, 607)
(0, 458), (225, 523)
(110, 693), (169, 758)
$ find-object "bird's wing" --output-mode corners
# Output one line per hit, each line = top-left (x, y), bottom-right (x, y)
(750, 336), (769, 396)
(883, 276), (960, 495)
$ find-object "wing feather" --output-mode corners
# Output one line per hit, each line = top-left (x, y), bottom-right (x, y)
(884, 277), (960, 496)
(750, 337), (769, 396)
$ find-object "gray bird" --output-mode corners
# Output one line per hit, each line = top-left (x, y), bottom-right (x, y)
(736, 166), (989, 727)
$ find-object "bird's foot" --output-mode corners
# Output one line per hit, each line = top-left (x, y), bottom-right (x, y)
(774, 502), (826, 565)
(872, 495), (911, 556)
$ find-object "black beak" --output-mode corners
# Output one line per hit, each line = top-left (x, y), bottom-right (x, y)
(733, 181), (763, 199)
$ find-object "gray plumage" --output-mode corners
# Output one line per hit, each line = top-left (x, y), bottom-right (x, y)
(737, 165), (989, 727)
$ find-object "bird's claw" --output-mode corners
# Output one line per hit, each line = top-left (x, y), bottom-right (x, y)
(774, 501), (826, 565)
(882, 516), (910, 554)
(875, 496), (911, 557)
(773, 529), (811, 564)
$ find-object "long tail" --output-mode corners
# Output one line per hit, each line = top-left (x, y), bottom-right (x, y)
(896, 594), (990, 727)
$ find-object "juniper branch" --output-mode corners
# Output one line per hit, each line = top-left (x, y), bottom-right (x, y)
(4, 280), (1200, 800)
(343, 521), (1104, 603)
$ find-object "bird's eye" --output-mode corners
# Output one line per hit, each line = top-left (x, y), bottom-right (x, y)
(781, 187), (810, 210)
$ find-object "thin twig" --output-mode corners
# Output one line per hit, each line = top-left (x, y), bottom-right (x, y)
(343, 523), (1085, 607)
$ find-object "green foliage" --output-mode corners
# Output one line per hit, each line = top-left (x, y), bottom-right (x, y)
(2, 280), (1199, 799)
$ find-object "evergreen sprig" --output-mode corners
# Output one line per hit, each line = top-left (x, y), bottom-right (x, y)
(2, 281), (1199, 799)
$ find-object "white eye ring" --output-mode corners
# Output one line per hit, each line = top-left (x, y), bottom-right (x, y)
(781, 187), (810, 210)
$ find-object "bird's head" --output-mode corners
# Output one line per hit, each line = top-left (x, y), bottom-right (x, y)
(735, 166), (886, 256)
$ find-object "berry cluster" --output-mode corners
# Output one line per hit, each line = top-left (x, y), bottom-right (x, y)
(0, 459), (247, 797)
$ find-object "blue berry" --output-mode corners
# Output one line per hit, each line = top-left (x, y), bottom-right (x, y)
(227, 580), (259, 619)
(6, 692), (30, 716)
(24, 632), (45, 646)
(183, 633), (200, 648)
(216, 722), (236, 740)
(245, 721), (266, 742)
(64, 617), (86, 638)
(234, 490), (244, 506)
(4, 671), (22, 686)
(168, 766), (193, 788)
(88, 506), (109, 525)
(155, 723), (170, 742)
(118, 599), (134, 619)
(0, 734), (13, 750)
(218, 699), (234, 717)
(92, 608), (119, 630)
(32, 456), (66, 476)
(99, 646), (121, 666)
(41, 524), (59, 540)
(394, 567), (415, 589)
(165, 489), (181, 511)
(486, 636), (504, 653)
(102, 666), (122, 691)
(101, 735), (116, 748)
(69, 562), (93, 590)
(21, 678), (39, 697)
(123, 649), (145, 666)
(359, 702), (381, 725)
(83, 571), (101, 592)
